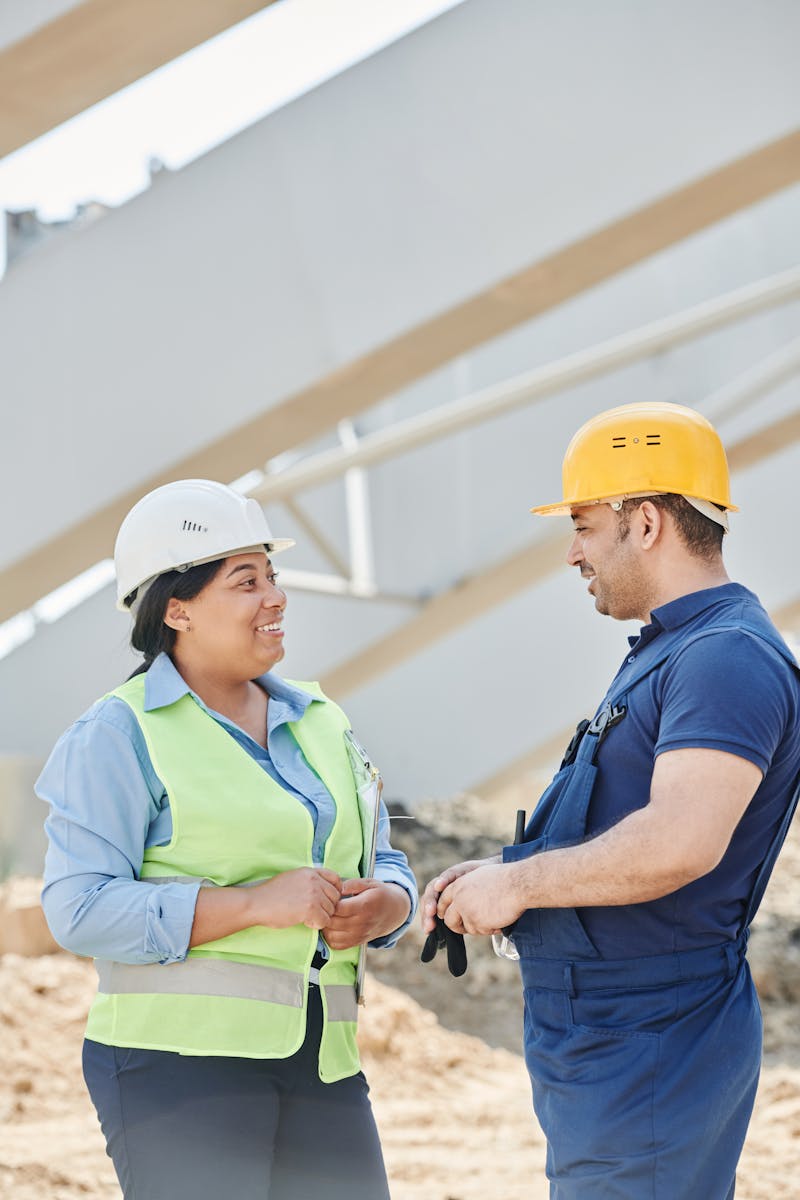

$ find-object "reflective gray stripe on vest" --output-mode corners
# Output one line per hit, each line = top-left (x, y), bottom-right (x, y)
(96, 960), (357, 1022)
(324, 984), (359, 1022)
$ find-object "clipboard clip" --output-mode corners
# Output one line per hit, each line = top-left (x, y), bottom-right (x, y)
(344, 728), (380, 782)
(343, 729), (382, 1007)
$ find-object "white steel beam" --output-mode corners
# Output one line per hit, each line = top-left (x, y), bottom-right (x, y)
(338, 420), (376, 593)
(253, 268), (800, 504)
(276, 568), (420, 608)
(702, 336), (800, 423)
(3, 0), (800, 622)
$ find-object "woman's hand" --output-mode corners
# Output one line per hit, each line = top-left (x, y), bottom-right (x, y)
(420, 856), (501, 934)
(250, 867), (344, 930)
(321, 879), (411, 950)
(190, 868), (343, 947)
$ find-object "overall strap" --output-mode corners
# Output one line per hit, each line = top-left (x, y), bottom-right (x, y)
(560, 610), (799, 833)
(565, 624), (694, 769)
(607, 617), (800, 710)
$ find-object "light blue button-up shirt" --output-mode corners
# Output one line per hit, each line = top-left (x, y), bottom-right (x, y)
(38, 654), (417, 964)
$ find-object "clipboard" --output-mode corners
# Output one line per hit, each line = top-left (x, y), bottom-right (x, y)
(343, 729), (383, 1005)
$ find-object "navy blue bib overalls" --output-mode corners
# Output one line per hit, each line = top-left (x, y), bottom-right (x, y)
(503, 615), (800, 1199)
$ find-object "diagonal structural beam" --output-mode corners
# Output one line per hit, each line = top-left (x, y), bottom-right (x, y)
(2, 133), (799, 625)
(321, 530), (569, 697)
(253, 267), (800, 503)
(0, 0), (277, 158)
(474, 727), (577, 799)
(702, 336), (800, 424)
(725, 409), (800, 474)
(321, 407), (800, 699)
(771, 596), (800, 634)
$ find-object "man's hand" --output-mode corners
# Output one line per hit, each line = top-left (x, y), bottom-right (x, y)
(437, 862), (526, 936)
(421, 856), (501, 933)
(322, 878), (411, 950)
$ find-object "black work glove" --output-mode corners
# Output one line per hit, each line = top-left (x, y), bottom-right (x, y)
(420, 913), (468, 977)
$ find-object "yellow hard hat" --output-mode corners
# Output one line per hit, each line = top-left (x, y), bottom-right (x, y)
(531, 401), (737, 517)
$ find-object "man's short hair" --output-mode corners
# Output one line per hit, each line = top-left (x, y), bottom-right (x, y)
(618, 495), (724, 559)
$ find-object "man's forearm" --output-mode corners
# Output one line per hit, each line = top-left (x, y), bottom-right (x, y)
(509, 806), (709, 910)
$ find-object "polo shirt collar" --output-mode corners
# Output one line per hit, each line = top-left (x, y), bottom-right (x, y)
(142, 652), (322, 722)
(649, 582), (755, 632)
(627, 582), (755, 649)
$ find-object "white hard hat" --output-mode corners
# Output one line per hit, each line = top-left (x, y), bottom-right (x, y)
(114, 479), (294, 610)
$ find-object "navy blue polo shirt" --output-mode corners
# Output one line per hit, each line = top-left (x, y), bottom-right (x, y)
(578, 583), (800, 959)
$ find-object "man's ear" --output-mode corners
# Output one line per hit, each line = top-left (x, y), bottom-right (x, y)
(164, 596), (191, 632)
(637, 500), (664, 549)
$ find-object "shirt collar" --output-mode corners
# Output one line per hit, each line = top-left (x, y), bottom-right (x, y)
(628, 582), (756, 648)
(143, 652), (322, 722)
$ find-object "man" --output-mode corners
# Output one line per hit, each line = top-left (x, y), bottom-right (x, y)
(422, 401), (800, 1198)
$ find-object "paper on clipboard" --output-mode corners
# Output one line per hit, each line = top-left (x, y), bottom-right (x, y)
(343, 728), (383, 1005)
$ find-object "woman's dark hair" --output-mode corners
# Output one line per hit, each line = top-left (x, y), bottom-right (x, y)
(125, 560), (224, 678)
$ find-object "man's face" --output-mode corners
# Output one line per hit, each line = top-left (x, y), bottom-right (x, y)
(566, 503), (649, 621)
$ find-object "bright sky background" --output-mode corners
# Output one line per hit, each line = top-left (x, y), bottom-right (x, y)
(0, 0), (463, 657)
(0, 0), (463, 220)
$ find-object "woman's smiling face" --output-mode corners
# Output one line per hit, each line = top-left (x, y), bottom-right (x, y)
(169, 552), (287, 679)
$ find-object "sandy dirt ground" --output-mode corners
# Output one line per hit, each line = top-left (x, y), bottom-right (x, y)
(0, 954), (547, 1200)
(2, 807), (800, 1199)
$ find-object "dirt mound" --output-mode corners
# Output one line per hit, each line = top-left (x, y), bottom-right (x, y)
(1, 950), (799, 1199)
(2, 799), (799, 1197)
(0, 952), (547, 1200)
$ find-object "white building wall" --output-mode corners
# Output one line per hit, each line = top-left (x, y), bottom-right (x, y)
(1, 0), (798, 575)
(0, 0), (798, 830)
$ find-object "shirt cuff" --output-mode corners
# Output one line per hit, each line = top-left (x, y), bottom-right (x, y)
(502, 841), (540, 864)
(368, 874), (417, 949)
(143, 880), (203, 964)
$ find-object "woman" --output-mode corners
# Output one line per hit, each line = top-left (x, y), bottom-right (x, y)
(38, 479), (416, 1200)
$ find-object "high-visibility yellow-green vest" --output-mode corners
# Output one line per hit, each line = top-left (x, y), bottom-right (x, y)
(85, 675), (363, 1083)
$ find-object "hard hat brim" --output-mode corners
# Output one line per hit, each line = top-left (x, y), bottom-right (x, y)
(529, 500), (576, 517)
(117, 537), (295, 611)
(530, 494), (739, 517)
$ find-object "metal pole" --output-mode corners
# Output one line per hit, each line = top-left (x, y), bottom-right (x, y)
(251, 266), (800, 504)
(702, 335), (800, 423)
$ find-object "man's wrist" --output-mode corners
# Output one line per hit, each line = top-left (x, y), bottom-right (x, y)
(508, 859), (534, 912)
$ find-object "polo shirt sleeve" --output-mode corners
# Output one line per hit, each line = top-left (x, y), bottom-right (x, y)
(37, 700), (200, 965)
(654, 629), (794, 774)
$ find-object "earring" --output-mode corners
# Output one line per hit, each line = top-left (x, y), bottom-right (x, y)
(184, 622), (192, 633)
